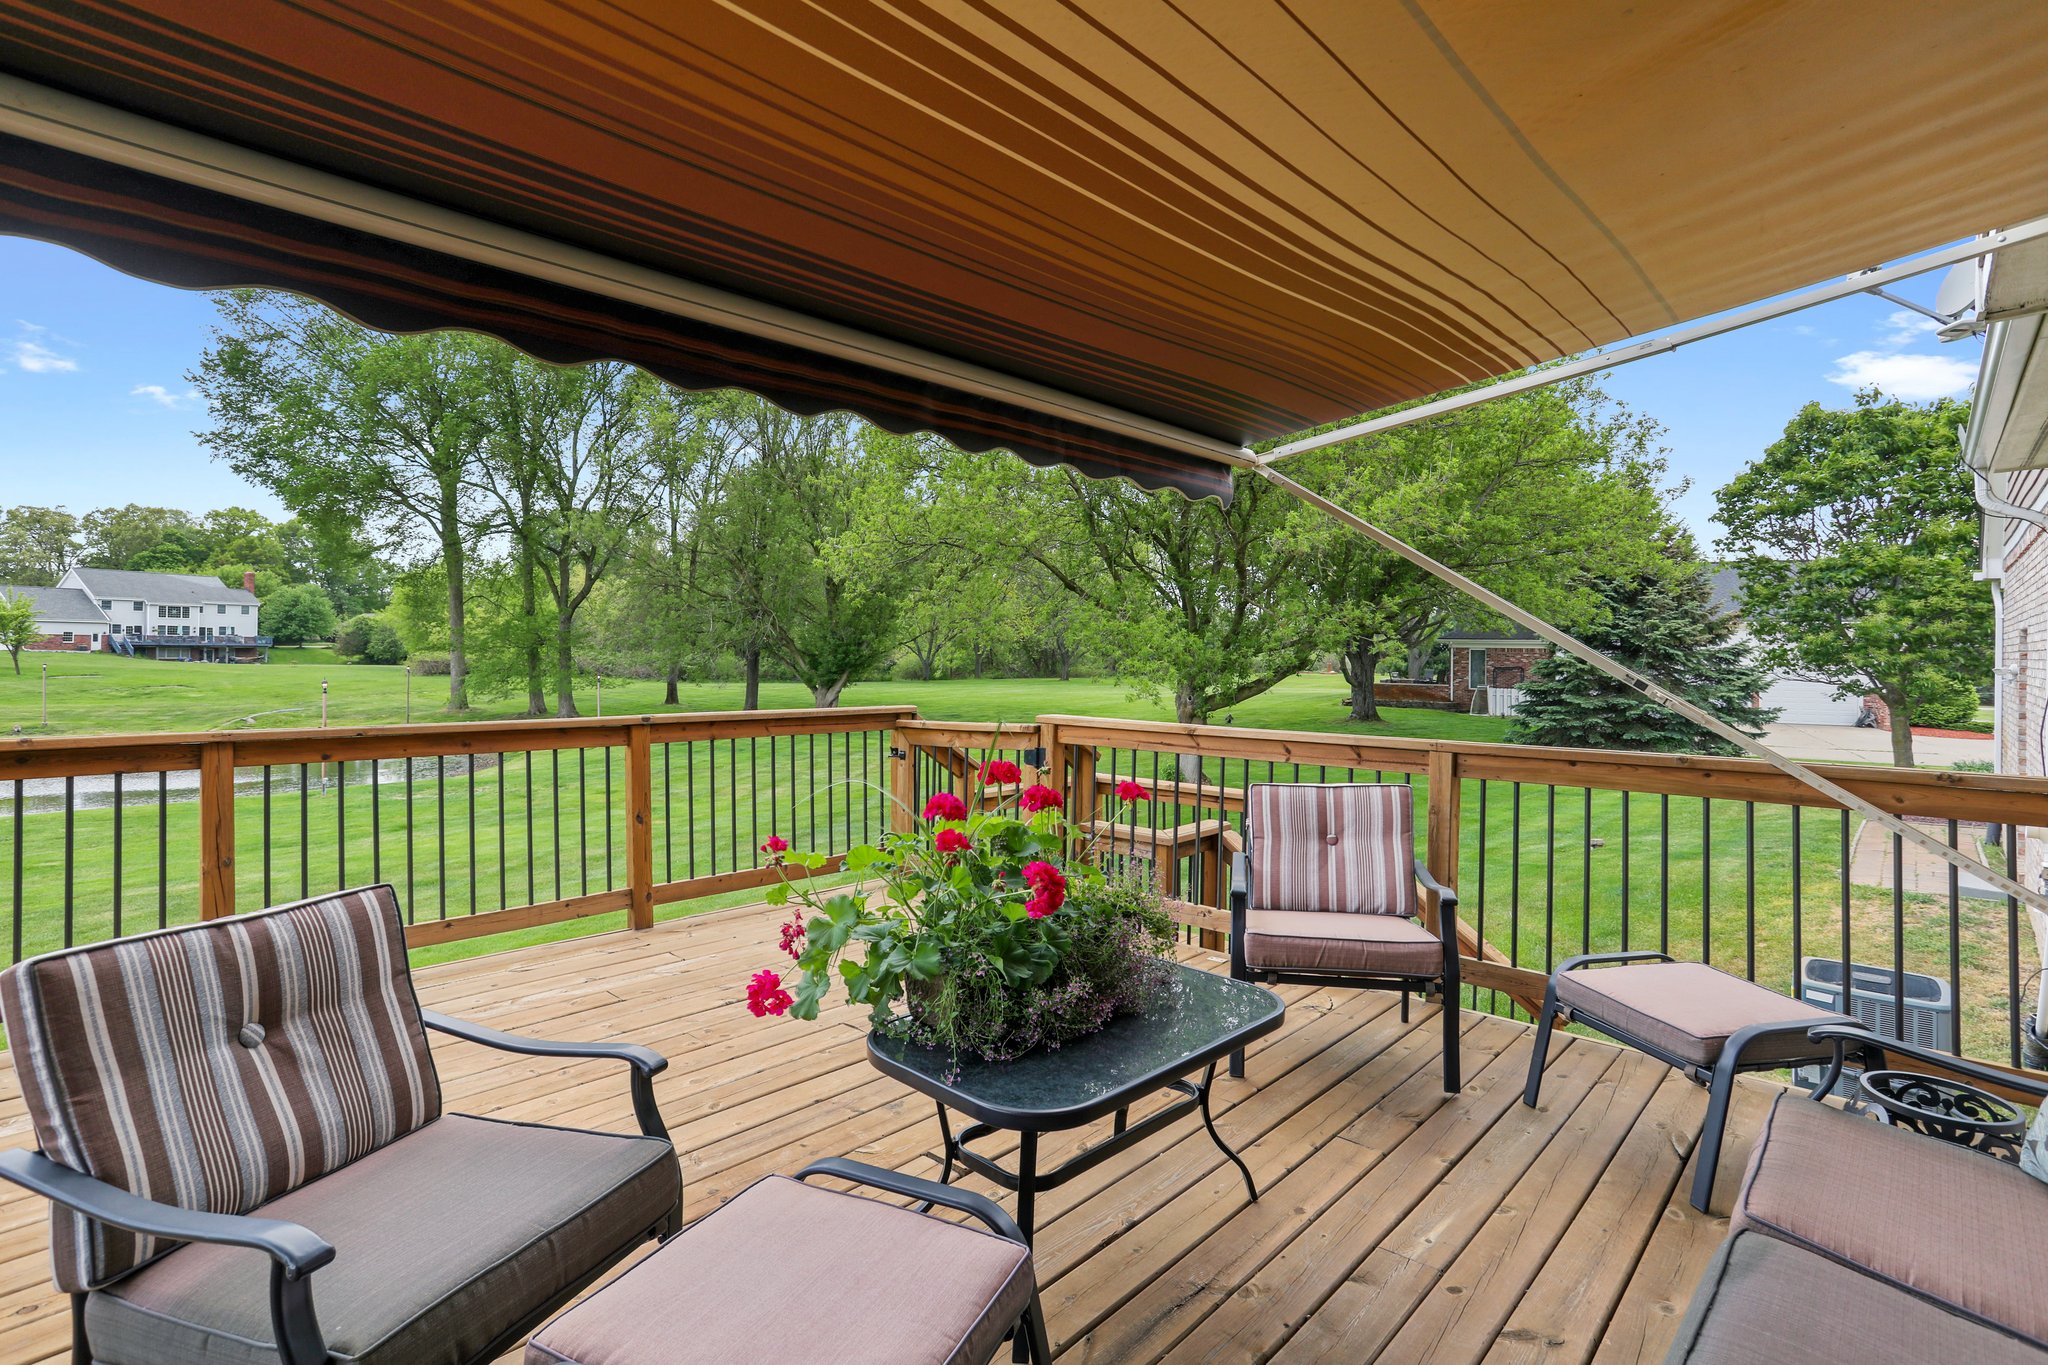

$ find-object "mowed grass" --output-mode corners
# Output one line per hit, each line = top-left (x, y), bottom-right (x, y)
(0, 650), (1506, 742)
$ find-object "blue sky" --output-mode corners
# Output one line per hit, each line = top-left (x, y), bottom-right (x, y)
(0, 234), (1980, 550)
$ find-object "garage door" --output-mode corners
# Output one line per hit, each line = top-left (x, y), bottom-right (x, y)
(1759, 677), (1864, 726)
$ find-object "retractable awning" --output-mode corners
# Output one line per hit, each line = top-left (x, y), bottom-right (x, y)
(4, 1), (2048, 500)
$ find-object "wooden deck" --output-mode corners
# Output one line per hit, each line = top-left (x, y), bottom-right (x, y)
(0, 901), (1777, 1364)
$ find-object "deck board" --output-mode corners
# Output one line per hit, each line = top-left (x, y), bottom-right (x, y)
(0, 902), (1748, 1363)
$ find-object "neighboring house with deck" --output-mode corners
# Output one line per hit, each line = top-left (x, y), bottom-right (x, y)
(0, 583), (114, 652)
(49, 567), (270, 662)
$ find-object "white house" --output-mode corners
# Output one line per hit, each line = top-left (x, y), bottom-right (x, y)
(53, 567), (268, 662)
(0, 584), (115, 652)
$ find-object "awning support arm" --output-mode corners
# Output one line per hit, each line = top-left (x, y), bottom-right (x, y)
(1259, 218), (2048, 465)
(1255, 463), (2048, 917)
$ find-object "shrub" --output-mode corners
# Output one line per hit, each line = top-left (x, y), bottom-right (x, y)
(334, 614), (376, 658)
(410, 653), (451, 676)
(1913, 674), (1982, 729)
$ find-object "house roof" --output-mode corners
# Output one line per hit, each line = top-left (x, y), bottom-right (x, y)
(0, 584), (110, 623)
(67, 568), (258, 608)
(1, 3), (2045, 504)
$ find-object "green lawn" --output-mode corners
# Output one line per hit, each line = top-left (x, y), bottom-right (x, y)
(0, 652), (1506, 741)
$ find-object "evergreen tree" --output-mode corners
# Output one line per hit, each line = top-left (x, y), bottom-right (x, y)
(1507, 562), (1777, 754)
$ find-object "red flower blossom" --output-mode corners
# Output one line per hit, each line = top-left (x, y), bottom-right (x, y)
(921, 791), (968, 822)
(981, 759), (1022, 783)
(759, 834), (789, 860)
(1022, 859), (1067, 918)
(935, 828), (973, 855)
(1114, 779), (1150, 803)
(777, 917), (806, 960)
(745, 969), (793, 1017)
(1018, 784), (1064, 813)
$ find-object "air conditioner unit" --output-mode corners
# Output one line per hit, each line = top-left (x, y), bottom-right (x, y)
(1797, 957), (1954, 1052)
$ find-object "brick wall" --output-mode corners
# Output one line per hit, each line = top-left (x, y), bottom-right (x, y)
(24, 632), (94, 652)
(1449, 645), (1551, 708)
(1998, 468), (2048, 890)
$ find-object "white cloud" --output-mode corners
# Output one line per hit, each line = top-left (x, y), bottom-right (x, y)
(1879, 308), (1941, 348)
(131, 383), (199, 408)
(1826, 349), (1977, 400)
(10, 338), (77, 373)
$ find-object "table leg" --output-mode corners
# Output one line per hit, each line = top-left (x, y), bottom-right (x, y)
(934, 1103), (956, 1186)
(1198, 1061), (1258, 1202)
(1012, 1131), (1040, 1363)
(1113, 1106), (1128, 1136)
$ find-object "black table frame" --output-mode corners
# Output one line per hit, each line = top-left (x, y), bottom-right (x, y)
(866, 969), (1286, 1248)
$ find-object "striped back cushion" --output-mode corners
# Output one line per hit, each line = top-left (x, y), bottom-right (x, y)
(1246, 783), (1418, 917)
(0, 885), (440, 1292)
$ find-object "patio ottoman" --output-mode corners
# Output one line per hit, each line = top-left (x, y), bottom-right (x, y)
(527, 1172), (1039, 1364)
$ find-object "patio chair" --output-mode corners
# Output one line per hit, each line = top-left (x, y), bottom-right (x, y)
(1667, 1024), (2048, 1361)
(1522, 952), (1869, 1211)
(1227, 782), (1460, 1092)
(527, 1157), (1050, 1364)
(0, 885), (681, 1365)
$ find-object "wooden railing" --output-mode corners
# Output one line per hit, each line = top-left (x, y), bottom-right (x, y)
(9, 706), (2048, 1088)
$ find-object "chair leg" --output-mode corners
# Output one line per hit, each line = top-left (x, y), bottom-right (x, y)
(71, 1293), (88, 1365)
(1400, 985), (1410, 1023)
(1689, 1061), (1741, 1213)
(1440, 982), (1461, 1094)
(1017, 1297), (1054, 1364)
(1523, 978), (1562, 1108)
(1228, 1045), (1244, 1079)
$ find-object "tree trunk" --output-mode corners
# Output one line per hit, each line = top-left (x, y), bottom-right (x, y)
(812, 674), (847, 708)
(663, 661), (681, 706)
(741, 645), (761, 711)
(1340, 641), (1382, 722)
(1172, 682), (1206, 783)
(1887, 695), (1915, 767)
(518, 540), (545, 716)
(441, 520), (470, 713)
(553, 557), (578, 718)
(1406, 642), (1430, 681)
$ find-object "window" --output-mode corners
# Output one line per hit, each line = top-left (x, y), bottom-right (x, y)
(98, 599), (111, 610)
(126, 625), (140, 636)
(217, 604), (227, 614)
(60, 632), (74, 644)
(132, 600), (143, 610)
(1467, 648), (1486, 690)
(241, 605), (251, 615)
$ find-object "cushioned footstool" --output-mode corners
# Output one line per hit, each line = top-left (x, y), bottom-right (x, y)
(527, 1159), (1050, 1365)
(1521, 951), (1867, 1211)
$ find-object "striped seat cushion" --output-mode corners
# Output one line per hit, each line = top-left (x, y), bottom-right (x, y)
(0, 885), (440, 1292)
(1246, 783), (1417, 917)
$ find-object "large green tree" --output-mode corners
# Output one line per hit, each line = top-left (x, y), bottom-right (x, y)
(0, 591), (37, 673)
(1284, 379), (1674, 721)
(0, 506), (81, 586)
(1715, 389), (1986, 766)
(194, 293), (492, 711)
(1508, 547), (1779, 753)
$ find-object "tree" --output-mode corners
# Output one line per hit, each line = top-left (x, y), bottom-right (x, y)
(0, 506), (81, 585)
(1715, 390), (1987, 766)
(0, 591), (37, 673)
(263, 583), (338, 646)
(1285, 379), (1674, 721)
(78, 505), (197, 570)
(1507, 552), (1779, 753)
(336, 612), (407, 664)
(194, 292), (490, 711)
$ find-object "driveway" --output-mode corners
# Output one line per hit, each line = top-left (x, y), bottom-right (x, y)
(1762, 722), (1992, 768)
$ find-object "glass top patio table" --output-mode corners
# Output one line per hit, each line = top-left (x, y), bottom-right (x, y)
(868, 961), (1285, 1130)
(867, 960), (1285, 1273)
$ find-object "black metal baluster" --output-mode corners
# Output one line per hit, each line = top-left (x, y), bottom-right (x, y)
(551, 750), (563, 898)
(263, 765), (273, 905)
(687, 740), (698, 880)
(405, 758), (415, 912)
(604, 747), (614, 888)
(1790, 806), (1802, 997)
(371, 759), (382, 885)
(467, 756), (478, 915)
(497, 755), (507, 911)
(62, 778), (74, 947)
(11, 780), (22, 964)
(578, 748), (589, 896)
(806, 734), (816, 849)
(1620, 792), (1630, 953)
(662, 743), (673, 881)
(299, 762), (311, 898)
(157, 771), (168, 928)
(337, 760), (348, 890)
(1891, 829), (1906, 1040)
(112, 773), (123, 939)
(525, 752), (536, 906)
(749, 737), (760, 865)
(1543, 785), (1555, 971)
(1744, 802), (1756, 980)
(1701, 798), (1712, 969)
(436, 755), (447, 919)
(1580, 787), (1592, 956)
(1659, 794), (1671, 954)
(1947, 819), (1962, 1056)
(1509, 782), (1522, 977)
(1476, 779), (1489, 1013)
(1839, 811), (1853, 1039)
(2008, 833), (2023, 1065)
(708, 739), (717, 876)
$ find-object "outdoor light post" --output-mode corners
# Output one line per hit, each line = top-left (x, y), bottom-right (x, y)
(596, 668), (602, 717)
(40, 662), (47, 726)
(321, 679), (328, 728)
(404, 665), (412, 723)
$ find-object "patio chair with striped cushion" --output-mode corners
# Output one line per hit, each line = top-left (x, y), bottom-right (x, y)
(0, 885), (682, 1365)
(1228, 783), (1461, 1092)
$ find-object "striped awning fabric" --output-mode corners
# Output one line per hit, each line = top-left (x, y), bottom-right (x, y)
(3, 2), (2047, 500)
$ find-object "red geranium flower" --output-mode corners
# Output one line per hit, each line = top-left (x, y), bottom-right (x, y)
(1022, 859), (1067, 917)
(759, 834), (789, 859)
(921, 791), (968, 822)
(745, 969), (793, 1017)
(1114, 779), (1150, 803)
(981, 759), (1022, 783)
(777, 917), (806, 960)
(935, 828), (973, 855)
(1018, 784), (1064, 813)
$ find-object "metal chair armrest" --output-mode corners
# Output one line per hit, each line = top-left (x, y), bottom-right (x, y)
(1412, 857), (1457, 913)
(1806, 1024), (2048, 1103)
(420, 1009), (671, 1140)
(1553, 950), (1675, 976)
(796, 1157), (1027, 1246)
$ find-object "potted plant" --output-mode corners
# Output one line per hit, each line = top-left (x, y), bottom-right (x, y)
(745, 761), (1174, 1061)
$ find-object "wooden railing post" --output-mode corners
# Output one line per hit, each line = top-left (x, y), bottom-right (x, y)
(625, 723), (654, 931)
(888, 728), (915, 834)
(1424, 748), (1460, 937)
(198, 740), (236, 920)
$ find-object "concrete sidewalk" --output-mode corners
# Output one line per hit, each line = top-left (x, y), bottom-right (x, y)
(1762, 722), (1992, 768)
